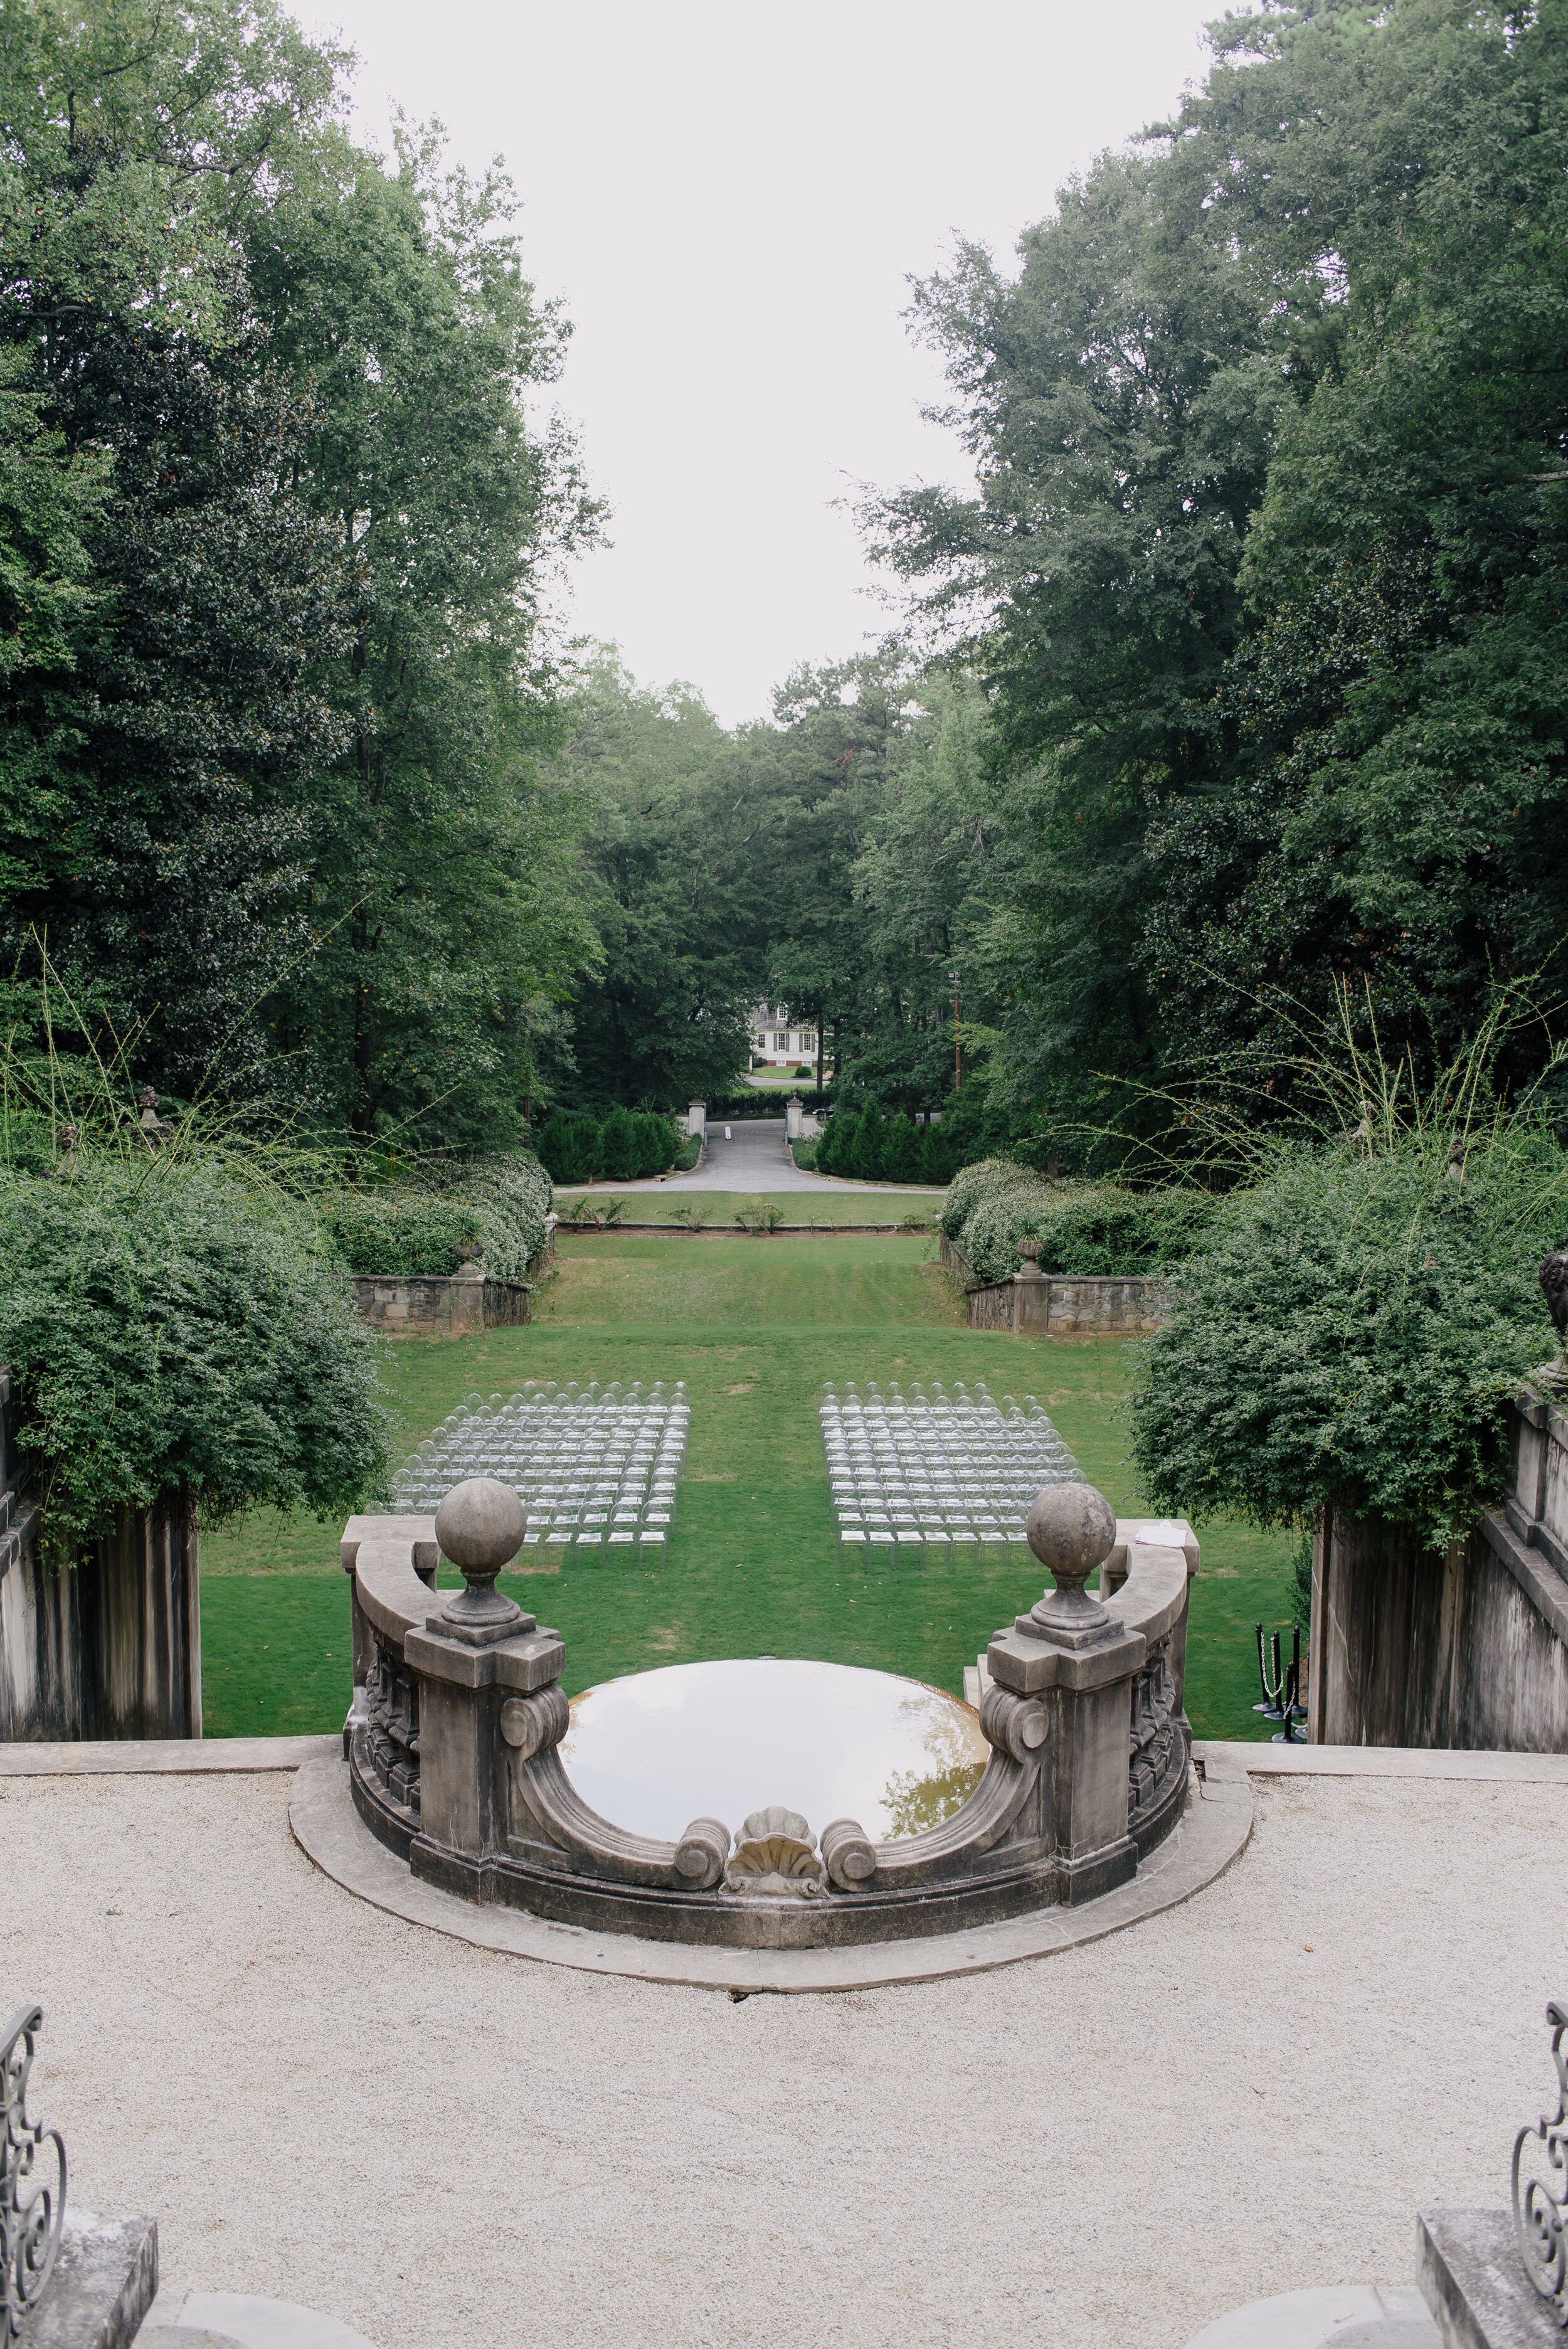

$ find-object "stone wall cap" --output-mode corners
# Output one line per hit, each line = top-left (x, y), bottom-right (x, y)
(987, 1620), (1147, 1693)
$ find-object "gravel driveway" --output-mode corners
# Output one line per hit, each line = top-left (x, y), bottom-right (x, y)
(2, 1767), (1559, 2349)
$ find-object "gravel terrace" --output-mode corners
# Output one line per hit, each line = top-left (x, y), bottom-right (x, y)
(4, 1768), (1559, 2349)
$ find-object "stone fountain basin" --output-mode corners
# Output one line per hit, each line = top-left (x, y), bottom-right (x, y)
(559, 1658), (987, 1845)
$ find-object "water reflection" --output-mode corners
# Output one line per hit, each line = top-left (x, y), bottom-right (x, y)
(881, 1699), (986, 1833)
(559, 1658), (988, 1845)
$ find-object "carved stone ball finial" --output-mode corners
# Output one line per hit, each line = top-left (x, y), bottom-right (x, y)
(1020, 1480), (1117, 1645)
(433, 1477), (528, 1646)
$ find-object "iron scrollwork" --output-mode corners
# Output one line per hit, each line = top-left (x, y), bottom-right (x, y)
(1513, 1999), (1568, 2326)
(1, 2004), (66, 2339)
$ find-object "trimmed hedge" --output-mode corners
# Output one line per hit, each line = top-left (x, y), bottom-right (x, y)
(327, 1152), (552, 1281)
(536, 1108), (683, 1184)
(941, 1160), (1217, 1284)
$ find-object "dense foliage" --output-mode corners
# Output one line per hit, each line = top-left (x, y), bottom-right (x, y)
(940, 1160), (1217, 1284)
(0, 0), (599, 1137)
(0, 1162), (391, 1558)
(1129, 1129), (1567, 1549)
(836, 0), (1568, 1143)
(7, 0), (1568, 1181)
(326, 1152), (552, 1281)
(534, 1106), (683, 1186)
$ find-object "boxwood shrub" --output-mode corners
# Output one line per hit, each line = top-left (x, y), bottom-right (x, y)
(327, 1152), (552, 1281)
(941, 1160), (1216, 1284)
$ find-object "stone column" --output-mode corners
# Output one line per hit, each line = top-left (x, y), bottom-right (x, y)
(1012, 1238), (1049, 1334)
(985, 1483), (1147, 1904)
(403, 1478), (564, 1892)
(449, 1257), (485, 1335)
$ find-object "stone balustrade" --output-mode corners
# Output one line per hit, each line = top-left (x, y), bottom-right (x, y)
(341, 1477), (1197, 1950)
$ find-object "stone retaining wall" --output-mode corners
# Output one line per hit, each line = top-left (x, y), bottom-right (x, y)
(1308, 1385), (1568, 1750)
(347, 1237), (553, 1337)
(939, 1234), (1170, 1334)
(1, 1366), (201, 1742)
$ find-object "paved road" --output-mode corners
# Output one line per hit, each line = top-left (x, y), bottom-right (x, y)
(571, 1116), (940, 1195)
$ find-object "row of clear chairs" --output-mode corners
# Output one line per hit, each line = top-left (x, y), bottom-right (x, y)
(392, 1382), (689, 1555)
(821, 1381), (1078, 1549)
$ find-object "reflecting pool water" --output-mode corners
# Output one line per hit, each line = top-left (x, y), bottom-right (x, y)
(559, 1657), (988, 1844)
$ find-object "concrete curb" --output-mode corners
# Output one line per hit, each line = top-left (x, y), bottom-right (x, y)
(0, 1734), (339, 1777)
(1197, 1738), (1568, 1784)
(286, 1747), (1254, 1994)
(6, 1732), (1558, 1787)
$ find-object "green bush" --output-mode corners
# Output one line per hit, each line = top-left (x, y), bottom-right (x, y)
(940, 1159), (1216, 1283)
(596, 1105), (637, 1182)
(921, 1123), (961, 1185)
(789, 1137), (817, 1171)
(536, 1111), (599, 1185)
(0, 1165), (392, 1561)
(814, 1111), (849, 1177)
(672, 1134), (702, 1172)
(328, 1153), (551, 1281)
(850, 1102), (885, 1182)
(1129, 1132), (1567, 1549)
(882, 1112), (923, 1184)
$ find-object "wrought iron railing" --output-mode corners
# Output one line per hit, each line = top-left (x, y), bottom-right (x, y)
(1, 2004), (65, 2340)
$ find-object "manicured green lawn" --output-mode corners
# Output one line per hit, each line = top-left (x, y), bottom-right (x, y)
(553, 1186), (944, 1223)
(201, 1234), (1295, 1740)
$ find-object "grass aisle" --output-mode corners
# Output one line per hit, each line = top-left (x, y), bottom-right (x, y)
(201, 1234), (1296, 1739)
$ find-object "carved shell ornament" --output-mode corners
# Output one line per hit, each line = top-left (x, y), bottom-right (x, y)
(724, 1807), (824, 1897)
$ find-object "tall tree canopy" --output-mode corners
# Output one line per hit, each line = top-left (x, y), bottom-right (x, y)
(0, 0), (600, 1139)
(861, 0), (1568, 1140)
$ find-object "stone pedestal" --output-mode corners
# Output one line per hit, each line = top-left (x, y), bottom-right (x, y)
(19, 2214), (157, 2348)
(1418, 2208), (1561, 2348)
(986, 1482), (1146, 1904)
(405, 1617), (563, 1859)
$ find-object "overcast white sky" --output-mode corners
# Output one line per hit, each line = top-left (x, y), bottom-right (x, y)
(296, 0), (1221, 726)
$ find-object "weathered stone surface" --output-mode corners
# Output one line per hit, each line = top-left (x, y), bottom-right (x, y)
(433, 1478), (527, 1574)
(3, 1364), (200, 1743)
(937, 1236), (1170, 1332)
(1184, 2282), (1438, 2346)
(148, 2289), (381, 2347)
(348, 1478), (1190, 1949)
(1026, 1480), (1116, 1586)
(345, 1273), (534, 1337)
(1309, 1393), (1568, 1750)
(19, 2212), (156, 2349)
(1418, 2207), (1563, 2348)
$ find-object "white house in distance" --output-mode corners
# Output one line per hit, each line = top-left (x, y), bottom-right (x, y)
(748, 1004), (818, 1068)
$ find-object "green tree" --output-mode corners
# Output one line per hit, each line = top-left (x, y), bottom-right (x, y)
(551, 654), (771, 1106)
(882, 1111), (922, 1183)
(248, 122), (603, 1140)
(864, 144), (1281, 1121)
(0, 0), (359, 1089)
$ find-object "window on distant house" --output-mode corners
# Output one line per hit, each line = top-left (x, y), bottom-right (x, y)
(802, 1032), (817, 1054)
(774, 1032), (789, 1051)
